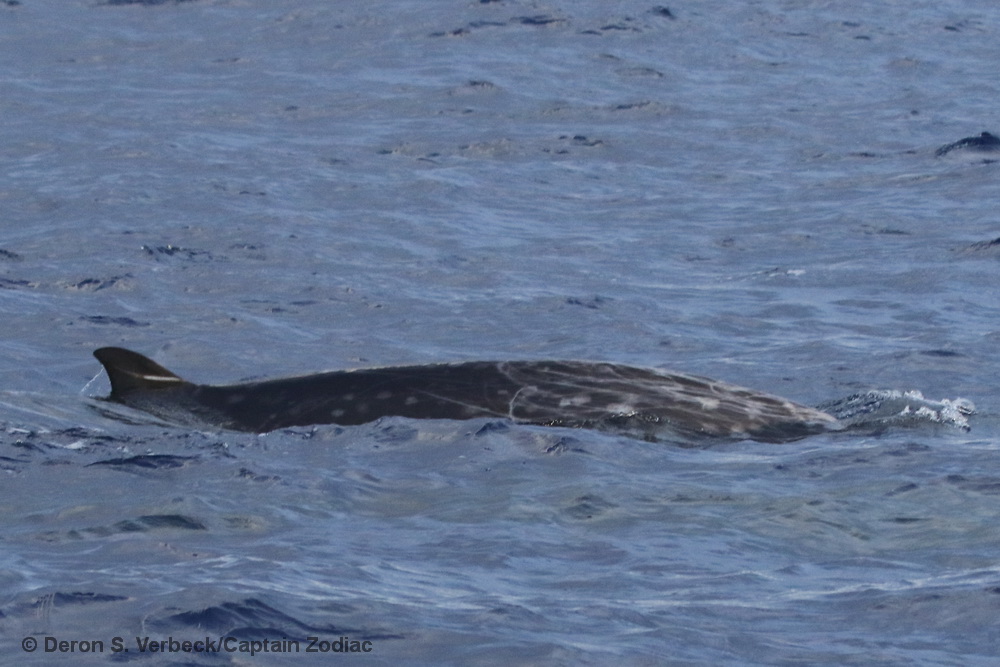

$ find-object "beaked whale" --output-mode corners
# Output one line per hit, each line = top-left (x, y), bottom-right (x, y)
(93, 347), (841, 443)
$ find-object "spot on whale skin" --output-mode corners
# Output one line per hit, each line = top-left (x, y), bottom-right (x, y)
(226, 393), (247, 406)
(694, 396), (721, 410)
(558, 395), (591, 408)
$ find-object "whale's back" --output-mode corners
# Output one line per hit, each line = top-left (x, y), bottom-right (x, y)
(93, 348), (839, 442)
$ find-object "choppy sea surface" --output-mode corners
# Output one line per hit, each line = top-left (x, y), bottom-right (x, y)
(1, 1), (999, 664)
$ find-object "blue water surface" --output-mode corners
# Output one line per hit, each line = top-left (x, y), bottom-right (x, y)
(0, 1), (998, 664)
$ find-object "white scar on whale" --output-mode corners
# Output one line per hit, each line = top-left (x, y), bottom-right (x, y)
(91, 347), (975, 443)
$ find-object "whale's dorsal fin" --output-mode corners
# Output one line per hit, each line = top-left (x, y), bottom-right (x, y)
(93, 347), (189, 398)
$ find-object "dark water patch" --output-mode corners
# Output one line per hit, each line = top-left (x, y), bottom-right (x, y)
(65, 274), (133, 291)
(147, 597), (401, 642)
(544, 436), (587, 454)
(136, 514), (207, 530)
(562, 494), (617, 520)
(237, 467), (280, 482)
(466, 21), (505, 30)
(563, 134), (604, 147)
(59, 427), (108, 439)
(466, 79), (498, 89)
(0, 272), (131, 294)
(885, 482), (919, 497)
(773, 442), (932, 474)
(540, 134), (604, 155)
(957, 236), (1000, 257)
(2, 427), (120, 463)
(100, 0), (199, 6)
(79, 315), (149, 327)
(565, 295), (609, 309)
(0, 277), (37, 289)
(474, 603), (549, 628)
(919, 349), (963, 358)
(107, 520), (145, 534)
(941, 18), (985, 32)
(140, 244), (213, 261)
(229, 243), (267, 260)
(430, 13), (566, 38)
(49, 592), (129, 606)
(596, 21), (641, 33)
(10, 440), (48, 455)
(211, 182), (267, 197)
(222, 516), (263, 530)
(22, 592), (128, 615)
(883, 443), (932, 456)
(41, 514), (206, 542)
(430, 23), (500, 38)
(945, 474), (1000, 496)
(88, 454), (199, 470)
(582, 11), (678, 35)
(0, 248), (22, 261)
(614, 100), (655, 111)
(668, 493), (737, 503)
(429, 27), (470, 38)
(371, 423), (419, 444)
(515, 15), (566, 27)
(970, 236), (1000, 249)
(0, 454), (28, 472)
(239, 298), (292, 314)
(375, 142), (445, 162)
(474, 420), (510, 436)
(858, 224), (910, 236)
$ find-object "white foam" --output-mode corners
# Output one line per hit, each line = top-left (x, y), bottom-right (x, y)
(820, 390), (976, 432)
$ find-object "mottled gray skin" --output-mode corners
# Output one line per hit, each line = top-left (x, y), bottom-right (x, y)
(93, 347), (840, 443)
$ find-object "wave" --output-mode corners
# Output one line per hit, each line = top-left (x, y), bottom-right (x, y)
(817, 390), (975, 433)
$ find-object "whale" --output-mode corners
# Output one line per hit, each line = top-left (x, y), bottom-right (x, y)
(92, 347), (842, 443)
(934, 131), (1000, 157)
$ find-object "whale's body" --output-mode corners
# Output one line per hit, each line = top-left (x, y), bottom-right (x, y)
(935, 131), (1000, 157)
(92, 347), (842, 442)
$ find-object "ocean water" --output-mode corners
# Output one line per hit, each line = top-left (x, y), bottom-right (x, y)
(1, 0), (999, 664)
